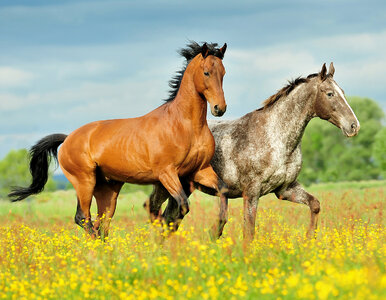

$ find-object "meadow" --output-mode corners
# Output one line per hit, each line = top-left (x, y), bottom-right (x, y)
(0, 181), (385, 299)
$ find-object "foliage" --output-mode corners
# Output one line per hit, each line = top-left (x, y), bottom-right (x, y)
(373, 127), (386, 178)
(299, 97), (385, 185)
(0, 184), (384, 299)
(0, 149), (56, 200)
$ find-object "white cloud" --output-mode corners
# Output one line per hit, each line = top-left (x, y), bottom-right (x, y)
(0, 67), (34, 88)
(313, 31), (386, 54)
(0, 93), (42, 111)
(53, 61), (116, 81)
(231, 49), (318, 74)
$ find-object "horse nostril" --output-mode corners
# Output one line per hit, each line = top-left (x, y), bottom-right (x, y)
(351, 123), (357, 130)
(214, 105), (219, 112)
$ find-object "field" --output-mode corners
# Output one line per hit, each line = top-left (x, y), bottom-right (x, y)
(0, 181), (385, 299)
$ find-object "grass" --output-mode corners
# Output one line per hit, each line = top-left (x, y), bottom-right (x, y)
(0, 180), (385, 299)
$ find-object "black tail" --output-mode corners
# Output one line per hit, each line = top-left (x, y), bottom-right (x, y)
(8, 134), (68, 202)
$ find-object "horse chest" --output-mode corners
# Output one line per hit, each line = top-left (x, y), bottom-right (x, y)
(179, 136), (214, 174)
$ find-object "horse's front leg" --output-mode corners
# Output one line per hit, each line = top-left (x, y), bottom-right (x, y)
(162, 179), (192, 232)
(275, 181), (320, 238)
(158, 168), (190, 230)
(242, 192), (260, 242)
(144, 182), (170, 224)
(191, 166), (228, 239)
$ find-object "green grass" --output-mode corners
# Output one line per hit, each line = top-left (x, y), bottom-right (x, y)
(307, 179), (386, 191)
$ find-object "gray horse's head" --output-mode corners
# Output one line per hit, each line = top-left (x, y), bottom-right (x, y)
(314, 63), (360, 137)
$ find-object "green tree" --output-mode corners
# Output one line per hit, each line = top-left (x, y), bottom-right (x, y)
(0, 149), (56, 200)
(299, 97), (385, 185)
(373, 127), (386, 178)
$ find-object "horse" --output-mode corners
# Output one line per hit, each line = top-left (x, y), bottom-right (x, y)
(147, 63), (360, 240)
(9, 41), (228, 238)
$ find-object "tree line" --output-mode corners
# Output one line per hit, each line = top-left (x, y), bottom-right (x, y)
(0, 96), (385, 199)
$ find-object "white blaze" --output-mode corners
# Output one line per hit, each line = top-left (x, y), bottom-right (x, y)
(332, 82), (359, 125)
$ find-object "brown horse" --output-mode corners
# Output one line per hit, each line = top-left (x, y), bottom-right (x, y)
(9, 41), (228, 238)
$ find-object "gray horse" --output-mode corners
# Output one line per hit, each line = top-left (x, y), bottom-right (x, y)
(145, 63), (360, 240)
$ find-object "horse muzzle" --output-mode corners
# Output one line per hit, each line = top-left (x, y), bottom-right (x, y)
(342, 121), (360, 137)
(211, 104), (227, 117)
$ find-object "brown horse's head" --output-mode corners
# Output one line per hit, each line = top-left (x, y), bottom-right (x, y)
(194, 43), (227, 116)
(314, 63), (360, 137)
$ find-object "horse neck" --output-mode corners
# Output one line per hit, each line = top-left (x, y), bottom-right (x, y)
(263, 81), (318, 150)
(171, 58), (208, 129)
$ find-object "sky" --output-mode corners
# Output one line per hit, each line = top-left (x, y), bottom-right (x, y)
(1, 0), (386, 159)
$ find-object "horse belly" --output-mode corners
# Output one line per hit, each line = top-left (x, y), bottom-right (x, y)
(260, 167), (287, 195)
(260, 160), (301, 195)
(96, 147), (157, 183)
(99, 164), (155, 183)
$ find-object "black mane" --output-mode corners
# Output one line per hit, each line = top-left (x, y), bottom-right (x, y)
(262, 73), (319, 107)
(165, 41), (225, 102)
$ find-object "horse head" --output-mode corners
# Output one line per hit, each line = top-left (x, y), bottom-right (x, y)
(314, 63), (360, 137)
(194, 43), (227, 117)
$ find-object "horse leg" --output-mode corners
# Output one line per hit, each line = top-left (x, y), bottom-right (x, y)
(275, 181), (320, 238)
(69, 175), (96, 236)
(144, 183), (170, 224)
(159, 169), (190, 230)
(162, 179), (192, 232)
(93, 180), (123, 240)
(242, 193), (259, 241)
(191, 166), (228, 239)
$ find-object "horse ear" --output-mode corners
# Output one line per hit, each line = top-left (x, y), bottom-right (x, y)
(201, 43), (209, 58)
(220, 43), (227, 56)
(320, 63), (327, 80)
(328, 62), (335, 77)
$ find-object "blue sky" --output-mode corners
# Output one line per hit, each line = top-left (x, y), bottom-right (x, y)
(1, 0), (385, 159)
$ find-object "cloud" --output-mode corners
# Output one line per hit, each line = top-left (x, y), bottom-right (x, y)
(312, 31), (386, 54)
(0, 67), (34, 88)
(53, 61), (116, 81)
(231, 49), (318, 73)
(0, 91), (54, 112)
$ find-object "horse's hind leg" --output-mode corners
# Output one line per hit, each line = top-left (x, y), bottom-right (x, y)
(275, 181), (320, 238)
(93, 180), (123, 239)
(70, 176), (96, 236)
(60, 165), (96, 236)
(74, 199), (93, 234)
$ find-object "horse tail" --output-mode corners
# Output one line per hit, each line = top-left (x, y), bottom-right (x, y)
(8, 134), (68, 202)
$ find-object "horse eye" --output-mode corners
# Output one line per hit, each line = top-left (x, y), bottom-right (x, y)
(327, 92), (334, 97)
(204, 72), (210, 77)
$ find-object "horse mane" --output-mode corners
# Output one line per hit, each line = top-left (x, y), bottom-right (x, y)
(262, 73), (319, 108)
(165, 41), (225, 102)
